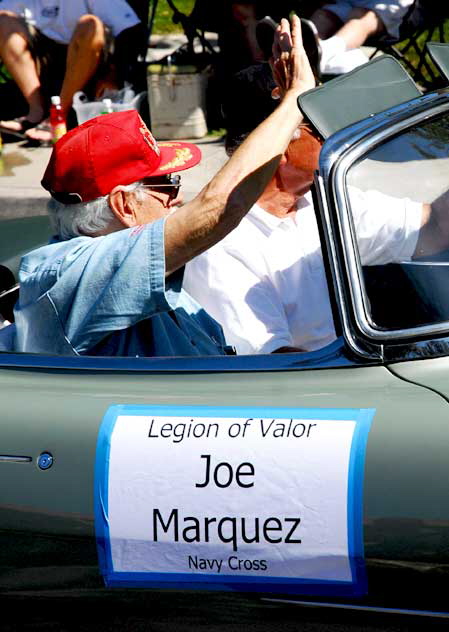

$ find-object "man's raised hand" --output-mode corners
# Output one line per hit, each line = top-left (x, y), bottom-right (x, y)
(271, 15), (316, 101)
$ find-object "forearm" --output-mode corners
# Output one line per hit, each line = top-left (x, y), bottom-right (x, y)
(164, 15), (315, 275)
(414, 191), (449, 257)
(206, 91), (303, 214)
(338, 10), (383, 49)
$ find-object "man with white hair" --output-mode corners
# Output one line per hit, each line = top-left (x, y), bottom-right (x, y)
(13, 15), (317, 357)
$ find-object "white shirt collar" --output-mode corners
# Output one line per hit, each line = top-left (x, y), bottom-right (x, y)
(249, 191), (314, 234)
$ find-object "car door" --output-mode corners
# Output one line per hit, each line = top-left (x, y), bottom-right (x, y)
(313, 84), (449, 614)
(2, 90), (449, 621)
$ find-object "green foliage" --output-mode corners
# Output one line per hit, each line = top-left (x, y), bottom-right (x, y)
(153, 0), (196, 34)
(396, 18), (449, 88)
(207, 128), (226, 138)
(0, 62), (12, 84)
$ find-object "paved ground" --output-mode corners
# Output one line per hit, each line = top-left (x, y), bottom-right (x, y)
(0, 133), (227, 219)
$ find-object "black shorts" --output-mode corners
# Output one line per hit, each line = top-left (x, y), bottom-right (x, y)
(24, 20), (113, 101)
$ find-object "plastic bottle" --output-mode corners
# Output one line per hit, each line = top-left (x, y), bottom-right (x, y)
(100, 98), (114, 114)
(49, 95), (67, 144)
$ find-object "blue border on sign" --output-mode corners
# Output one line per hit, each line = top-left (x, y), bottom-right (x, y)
(94, 405), (374, 596)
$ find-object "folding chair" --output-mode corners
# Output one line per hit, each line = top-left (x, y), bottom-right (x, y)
(368, 0), (449, 91)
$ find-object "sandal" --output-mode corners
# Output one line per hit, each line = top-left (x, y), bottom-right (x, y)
(0, 116), (40, 139)
(24, 118), (52, 146)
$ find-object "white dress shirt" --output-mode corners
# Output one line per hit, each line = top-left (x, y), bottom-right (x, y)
(184, 189), (422, 354)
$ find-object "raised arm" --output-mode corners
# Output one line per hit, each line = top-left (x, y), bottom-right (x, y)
(163, 15), (316, 276)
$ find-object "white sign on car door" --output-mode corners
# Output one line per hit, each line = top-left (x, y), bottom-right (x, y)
(95, 405), (374, 596)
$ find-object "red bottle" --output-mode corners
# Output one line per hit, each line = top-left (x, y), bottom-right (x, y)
(49, 95), (67, 144)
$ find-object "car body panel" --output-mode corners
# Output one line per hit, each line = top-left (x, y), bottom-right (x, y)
(1, 363), (449, 611)
(388, 355), (449, 401)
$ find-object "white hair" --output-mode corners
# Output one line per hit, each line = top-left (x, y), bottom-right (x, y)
(47, 181), (146, 240)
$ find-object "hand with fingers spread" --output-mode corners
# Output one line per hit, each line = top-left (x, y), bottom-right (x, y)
(270, 15), (316, 102)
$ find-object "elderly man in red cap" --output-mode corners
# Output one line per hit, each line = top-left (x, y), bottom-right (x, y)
(13, 16), (316, 356)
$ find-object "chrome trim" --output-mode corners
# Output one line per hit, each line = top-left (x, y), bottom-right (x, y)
(318, 91), (449, 353)
(315, 175), (382, 361)
(0, 455), (32, 463)
(0, 283), (19, 299)
(262, 598), (449, 619)
(0, 338), (379, 372)
(384, 334), (449, 363)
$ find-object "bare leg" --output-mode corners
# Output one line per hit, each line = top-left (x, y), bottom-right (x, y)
(337, 8), (384, 49)
(311, 7), (384, 74)
(310, 7), (344, 39)
(0, 11), (45, 127)
(26, 14), (106, 143)
(59, 14), (106, 117)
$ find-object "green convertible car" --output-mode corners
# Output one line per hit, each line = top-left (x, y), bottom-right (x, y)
(1, 48), (449, 629)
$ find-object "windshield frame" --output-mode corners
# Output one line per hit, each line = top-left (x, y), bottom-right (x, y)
(319, 90), (449, 347)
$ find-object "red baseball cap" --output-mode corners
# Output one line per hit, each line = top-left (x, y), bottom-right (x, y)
(41, 110), (202, 204)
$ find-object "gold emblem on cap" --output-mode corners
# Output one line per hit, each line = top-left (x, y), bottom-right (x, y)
(139, 125), (160, 156)
(159, 148), (193, 170)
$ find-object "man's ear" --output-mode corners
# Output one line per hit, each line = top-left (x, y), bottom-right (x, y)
(108, 186), (137, 227)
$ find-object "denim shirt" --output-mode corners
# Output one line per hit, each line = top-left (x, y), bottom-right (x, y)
(14, 219), (227, 357)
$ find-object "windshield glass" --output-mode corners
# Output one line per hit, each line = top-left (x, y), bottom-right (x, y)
(346, 112), (449, 331)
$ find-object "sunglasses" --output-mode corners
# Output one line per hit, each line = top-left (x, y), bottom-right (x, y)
(141, 174), (181, 202)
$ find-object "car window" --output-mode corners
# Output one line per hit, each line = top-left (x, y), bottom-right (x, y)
(346, 113), (449, 332)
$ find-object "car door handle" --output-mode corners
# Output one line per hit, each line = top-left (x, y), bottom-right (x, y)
(0, 454), (32, 463)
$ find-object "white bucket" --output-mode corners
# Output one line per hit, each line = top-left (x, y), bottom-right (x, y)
(147, 72), (208, 140)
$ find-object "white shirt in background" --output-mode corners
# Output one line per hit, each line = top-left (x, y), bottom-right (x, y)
(184, 189), (423, 354)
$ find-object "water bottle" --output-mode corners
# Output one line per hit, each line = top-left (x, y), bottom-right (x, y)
(100, 98), (114, 114)
(49, 95), (67, 144)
